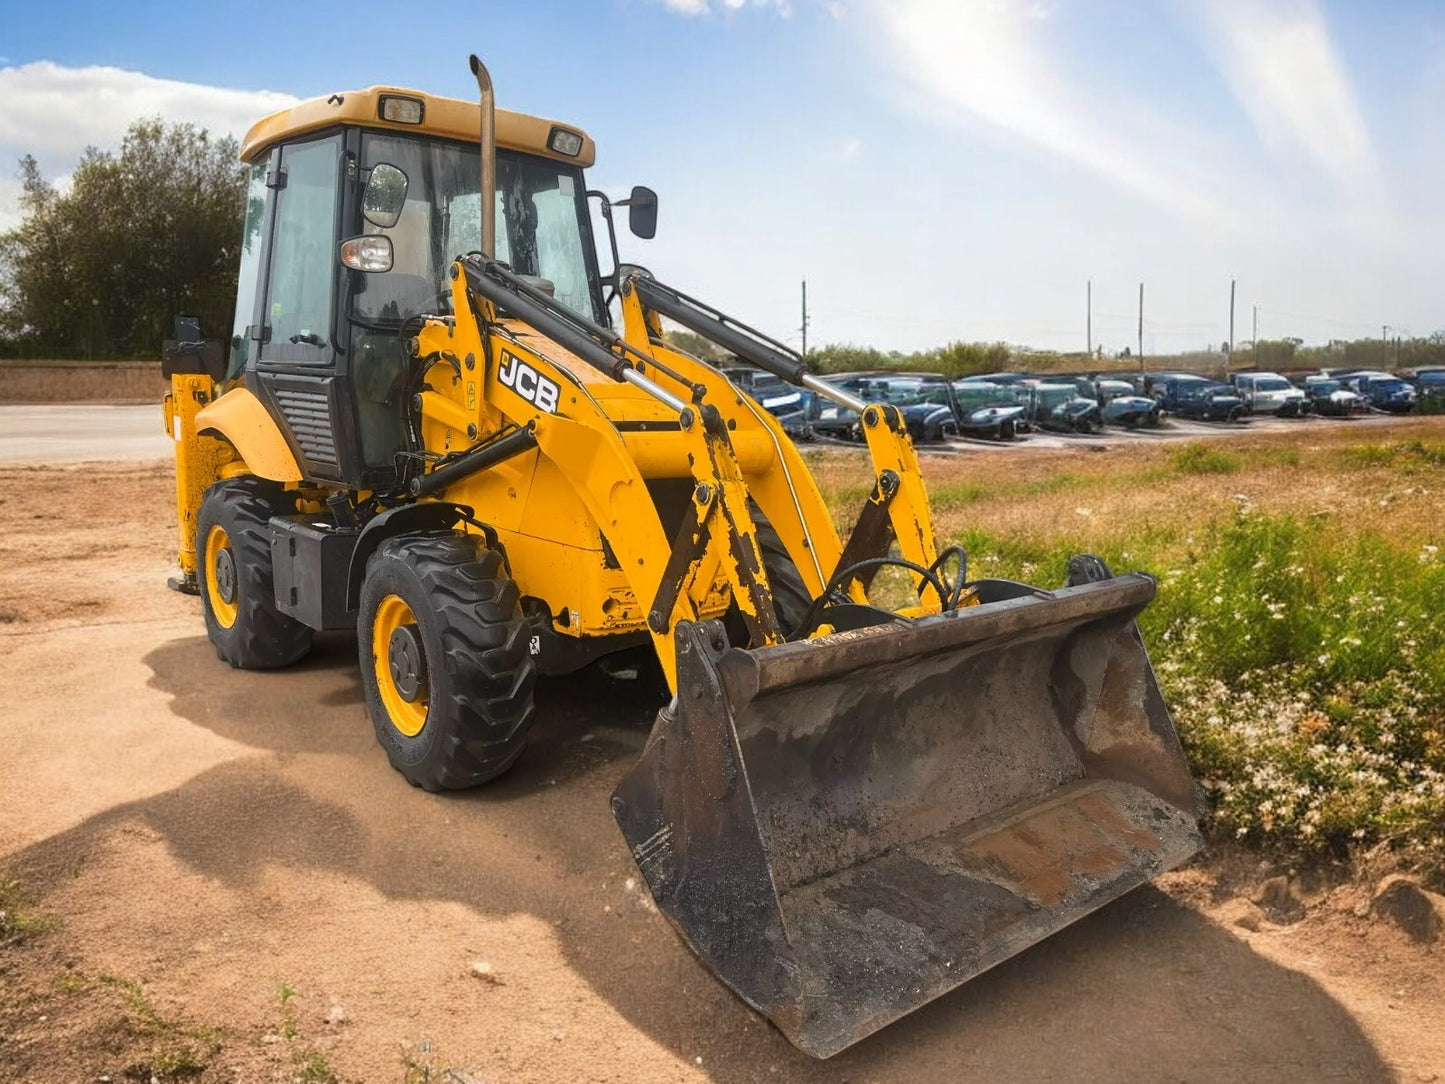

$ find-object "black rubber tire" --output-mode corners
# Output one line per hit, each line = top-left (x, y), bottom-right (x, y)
(725, 515), (814, 645)
(358, 532), (536, 791)
(196, 477), (314, 669)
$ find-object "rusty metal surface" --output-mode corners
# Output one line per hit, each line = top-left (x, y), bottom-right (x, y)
(782, 779), (1199, 1056)
(611, 573), (1202, 1059)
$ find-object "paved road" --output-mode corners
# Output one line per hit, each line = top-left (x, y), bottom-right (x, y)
(0, 402), (1408, 467)
(0, 403), (171, 464)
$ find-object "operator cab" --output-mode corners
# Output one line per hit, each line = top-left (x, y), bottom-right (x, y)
(226, 87), (637, 490)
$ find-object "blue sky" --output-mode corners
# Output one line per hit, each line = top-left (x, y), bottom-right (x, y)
(1, 0), (1442, 355)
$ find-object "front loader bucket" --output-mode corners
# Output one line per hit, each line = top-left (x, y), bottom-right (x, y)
(612, 567), (1201, 1058)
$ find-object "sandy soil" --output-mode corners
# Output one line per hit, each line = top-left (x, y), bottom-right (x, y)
(1, 457), (1442, 1083)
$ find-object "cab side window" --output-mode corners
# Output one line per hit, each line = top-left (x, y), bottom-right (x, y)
(229, 161), (270, 378)
(263, 136), (341, 363)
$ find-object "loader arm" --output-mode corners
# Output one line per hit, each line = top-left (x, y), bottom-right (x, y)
(407, 254), (814, 686)
(618, 273), (940, 598)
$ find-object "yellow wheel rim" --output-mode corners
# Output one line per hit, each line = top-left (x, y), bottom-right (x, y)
(372, 594), (429, 737)
(204, 524), (239, 629)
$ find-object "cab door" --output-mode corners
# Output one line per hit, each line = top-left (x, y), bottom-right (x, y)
(252, 133), (355, 483)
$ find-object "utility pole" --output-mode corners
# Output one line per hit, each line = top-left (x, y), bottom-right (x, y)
(1229, 278), (1236, 354)
(1137, 282), (1144, 369)
(1086, 280), (1093, 357)
(800, 279), (809, 360)
(1253, 305), (1258, 346)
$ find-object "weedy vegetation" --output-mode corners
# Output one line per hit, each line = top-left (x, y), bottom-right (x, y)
(277, 980), (338, 1083)
(0, 877), (58, 943)
(47, 972), (224, 1079)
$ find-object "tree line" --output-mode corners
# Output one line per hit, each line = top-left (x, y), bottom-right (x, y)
(0, 119), (247, 359)
(670, 330), (1445, 380)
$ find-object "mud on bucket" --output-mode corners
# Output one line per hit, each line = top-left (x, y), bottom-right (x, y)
(611, 563), (1202, 1058)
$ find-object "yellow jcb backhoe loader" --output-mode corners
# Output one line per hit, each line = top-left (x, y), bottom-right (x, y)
(160, 55), (1202, 1058)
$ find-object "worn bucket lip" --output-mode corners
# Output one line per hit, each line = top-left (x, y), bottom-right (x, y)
(718, 572), (1158, 701)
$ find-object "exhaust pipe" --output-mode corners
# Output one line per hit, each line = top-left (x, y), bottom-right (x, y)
(468, 54), (496, 259)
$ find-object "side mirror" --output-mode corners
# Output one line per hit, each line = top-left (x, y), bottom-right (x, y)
(624, 185), (658, 240)
(363, 163), (408, 229)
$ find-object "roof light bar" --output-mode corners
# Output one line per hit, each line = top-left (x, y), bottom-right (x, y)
(547, 126), (583, 157)
(379, 95), (424, 125)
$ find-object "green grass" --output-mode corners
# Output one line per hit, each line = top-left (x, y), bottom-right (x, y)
(0, 878), (58, 943)
(1336, 439), (1445, 471)
(95, 974), (221, 1078)
(926, 473), (1084, 512)
(275, 980), (337, 1083)
(1170, 442), (1240, 475)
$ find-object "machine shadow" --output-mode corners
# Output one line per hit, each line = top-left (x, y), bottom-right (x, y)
(142, 633), (669, 791)
(20, 634), (1382, 1081)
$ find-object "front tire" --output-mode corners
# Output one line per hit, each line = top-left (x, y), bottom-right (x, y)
(196, 477), (314, 669)
(359, 533), (536, 791)
(725, 515), (814, 645)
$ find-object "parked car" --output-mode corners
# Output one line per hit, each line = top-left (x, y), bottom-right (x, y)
(808, 371), (877, 439)
(867, 373), (963, 442)
(1141, 371), (1203, 399)
(1152, 375), (1248, 421)
(810, 371), (956, 441)
(1342, 371), (1417, 413)
(1022, 382), (1103, 433)
(1299, 376), (1364, 417)
(1094, 378), (1162, 427)
(1232, 371), (1308, 417)
(969, 371), (1033, 387)
(1415, 368), (1445, 413)
(951, 380), (1028, 440)
(722, 366), (814, 440)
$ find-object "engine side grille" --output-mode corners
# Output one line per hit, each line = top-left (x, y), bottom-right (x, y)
(274, 388), (337, 469)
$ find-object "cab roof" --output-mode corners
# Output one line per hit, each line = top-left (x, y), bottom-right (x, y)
(240, 85), (596, 167)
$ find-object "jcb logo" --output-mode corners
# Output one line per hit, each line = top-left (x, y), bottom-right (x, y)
(497, 351), (560, 414)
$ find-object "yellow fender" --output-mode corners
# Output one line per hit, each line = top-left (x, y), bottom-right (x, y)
(196, 387), (302, 483)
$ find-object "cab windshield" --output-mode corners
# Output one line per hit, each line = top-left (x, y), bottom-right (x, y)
(353, 133), (603, 327)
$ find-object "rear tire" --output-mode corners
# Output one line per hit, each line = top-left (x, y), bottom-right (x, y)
(358, 532), (536, 791)
(196, 477), (313, 669)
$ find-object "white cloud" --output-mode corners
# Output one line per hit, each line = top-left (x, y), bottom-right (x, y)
(0, 61), (297, 191)
(866, 0), (1232, 223)
(1191, 0), (1380, 197)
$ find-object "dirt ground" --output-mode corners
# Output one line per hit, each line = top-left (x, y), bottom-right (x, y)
(1, 449), (1443, 1083)
(0, 361), (166, 404)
